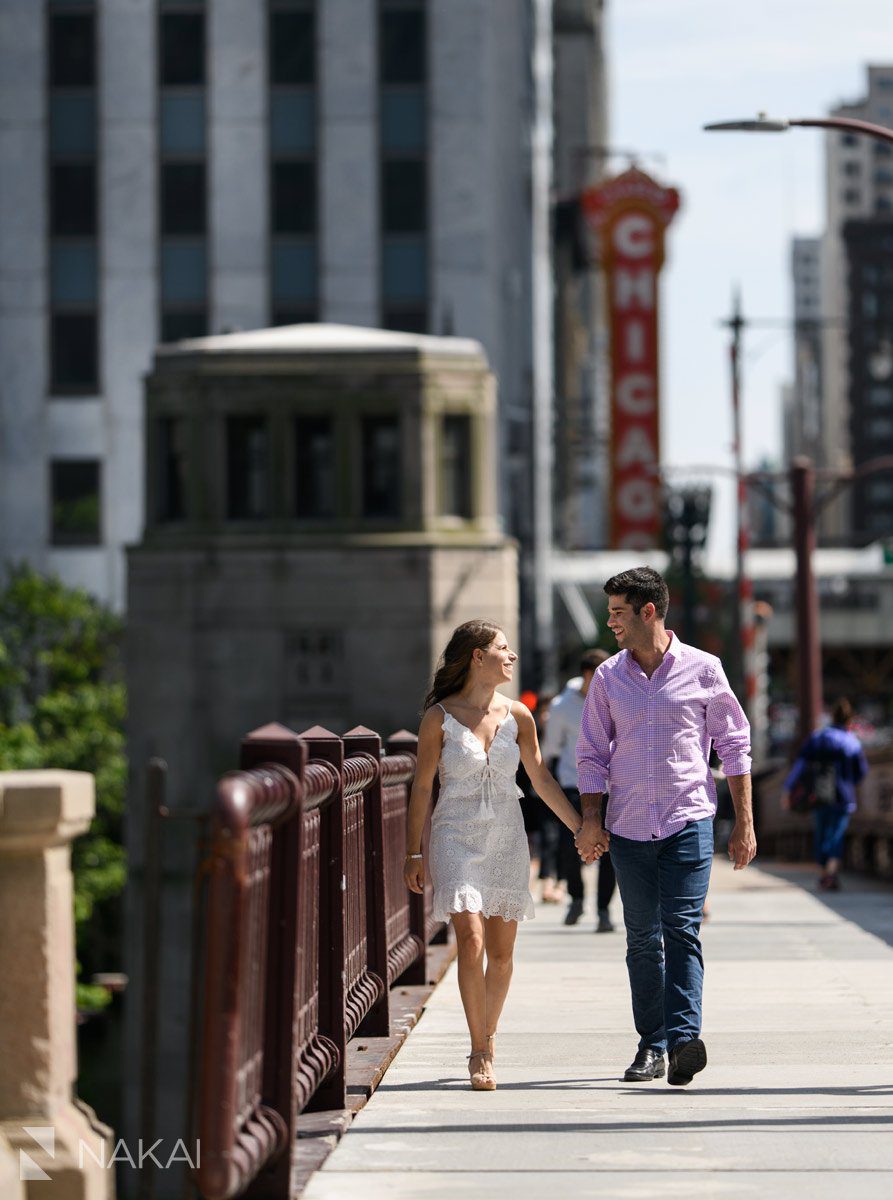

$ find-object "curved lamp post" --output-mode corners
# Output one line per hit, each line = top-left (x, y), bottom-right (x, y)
(704, 112), (893, 146)
(704, 112), (893, 745)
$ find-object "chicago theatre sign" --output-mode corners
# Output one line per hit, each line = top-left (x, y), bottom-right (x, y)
(582, 168), (680, 549)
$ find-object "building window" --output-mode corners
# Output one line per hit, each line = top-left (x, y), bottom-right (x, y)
(159, 13), (205, 86)
(159, 3), (208, 340)
(156, 417), (188, 522)
(868, 416), (893, 438)
(379, 0), (428, 333)
(50, 12), (96, 87)
(226, 416), (270, 519)
(161, 162), (206, 234)
(361, 416), (401, 519)
(272, 161), (316, 233)
(867, 477), (893, 502)
(270, 7), (314, 84)
(269, 1), (318, 326)
(440, 415), (472, 518)
(50, 459), (101, 545)
(843, 188), (861, 204)
(380, 6), (426, 82)
(295, 416), (336, 518)
(49, 2), (99, 394)
(844, 160), (861, 177)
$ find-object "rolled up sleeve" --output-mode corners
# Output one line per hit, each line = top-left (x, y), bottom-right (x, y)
(706, 663), (752, 776)
(576, 673), (613, 793)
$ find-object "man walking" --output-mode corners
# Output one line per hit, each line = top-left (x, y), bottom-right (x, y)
(540, 648), (617, 931)
(575, 567), (755, 1086)
(782, 697), (868, 892)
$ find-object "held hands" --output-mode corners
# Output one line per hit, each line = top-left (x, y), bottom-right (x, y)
(575, 818), (610, 865)
(403, 854), (425, 894)
(727, 821), (757, 871)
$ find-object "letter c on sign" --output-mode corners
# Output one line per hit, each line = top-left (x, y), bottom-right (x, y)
(616, 373), (655, 415)
(613, 213), (654, 259)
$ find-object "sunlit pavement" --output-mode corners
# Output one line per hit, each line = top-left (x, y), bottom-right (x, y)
(303, 857), (893, 1199)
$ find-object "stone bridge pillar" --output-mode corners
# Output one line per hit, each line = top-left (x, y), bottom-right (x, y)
(0, 771), (114, 1198)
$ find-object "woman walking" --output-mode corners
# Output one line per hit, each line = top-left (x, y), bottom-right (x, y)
(403, 620), (587, 1091)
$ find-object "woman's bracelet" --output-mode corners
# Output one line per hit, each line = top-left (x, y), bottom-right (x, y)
(405, 852), (423, 861)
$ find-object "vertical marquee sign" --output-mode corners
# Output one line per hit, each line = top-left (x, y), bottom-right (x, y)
(581, 169), (680, 549)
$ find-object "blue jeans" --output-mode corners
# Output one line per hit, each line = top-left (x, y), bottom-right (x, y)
(814, 807), (850, 866)
(609, 818), (713, 1054)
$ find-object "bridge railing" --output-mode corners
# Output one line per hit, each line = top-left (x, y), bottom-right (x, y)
(192, 721), (442, 1200)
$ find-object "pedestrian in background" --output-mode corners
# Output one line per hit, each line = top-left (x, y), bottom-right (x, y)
(575, 567), (755, 1088)
(531, 691), (564, 902)
(540, 648), (617, 931)
(782, 698), (868, 892)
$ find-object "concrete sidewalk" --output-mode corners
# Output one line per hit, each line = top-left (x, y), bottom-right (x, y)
(304, 859), (893, 1199)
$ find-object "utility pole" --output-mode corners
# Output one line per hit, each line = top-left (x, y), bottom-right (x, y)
(530, 0), (556, 689)
(726, 290), (757, 722)
(791, 457), (823, 746)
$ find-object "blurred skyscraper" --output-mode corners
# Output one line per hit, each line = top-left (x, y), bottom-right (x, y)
(796, 63), (893, 543)
(0, 0), (609, 632)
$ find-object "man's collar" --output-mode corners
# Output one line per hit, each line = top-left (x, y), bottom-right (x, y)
(663, 631), (681, 660)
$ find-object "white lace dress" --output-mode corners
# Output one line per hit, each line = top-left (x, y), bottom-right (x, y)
(429, 705), (535, 924)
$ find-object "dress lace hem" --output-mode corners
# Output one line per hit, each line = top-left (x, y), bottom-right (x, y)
(432, 883), (535, 924)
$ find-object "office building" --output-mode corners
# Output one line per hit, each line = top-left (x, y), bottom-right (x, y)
(818, 63), (893, 541)
(0, 0), (610, 632)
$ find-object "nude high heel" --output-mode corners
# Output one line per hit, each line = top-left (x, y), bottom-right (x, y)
(467, 1050), (496, 1091)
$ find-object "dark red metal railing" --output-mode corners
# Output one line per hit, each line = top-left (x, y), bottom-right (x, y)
(193, 719), (444, 1200)
(381, 738), (425, 985)
(195, 764), (297, 1200)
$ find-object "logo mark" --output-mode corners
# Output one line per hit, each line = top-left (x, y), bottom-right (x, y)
(20, 1126), (55, 1181)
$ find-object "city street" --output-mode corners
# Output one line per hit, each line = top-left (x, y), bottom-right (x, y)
(304, 858), (893, 1199)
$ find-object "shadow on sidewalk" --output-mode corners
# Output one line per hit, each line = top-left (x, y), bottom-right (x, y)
(758, 862), (893, 949)
(380, 1078), (893, 1097)
(354, 1109), (893, 1135)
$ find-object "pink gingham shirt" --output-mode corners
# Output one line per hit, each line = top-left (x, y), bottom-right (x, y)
(576, 634), (751, 841)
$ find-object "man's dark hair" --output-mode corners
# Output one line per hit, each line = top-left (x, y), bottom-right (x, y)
(832, 697), (854, 728)
(603, 567), (669, 619)
(580, 648), (609, 674)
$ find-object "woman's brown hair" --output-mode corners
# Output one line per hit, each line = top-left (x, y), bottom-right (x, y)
(422, 620), (503, 711)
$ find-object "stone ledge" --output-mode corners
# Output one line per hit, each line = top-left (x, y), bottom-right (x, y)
(0, 772), (95, 852)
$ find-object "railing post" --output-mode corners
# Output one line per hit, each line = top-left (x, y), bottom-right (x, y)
(386, 730), (427, 985)
(301, 727), (347, 1113)
(0, 771), (114, 1197)
(345, 726), (390, 1037)
(239, 724), (306, 1200)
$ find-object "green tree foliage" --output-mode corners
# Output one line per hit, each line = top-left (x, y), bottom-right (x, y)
(0, 564), (126, 1011)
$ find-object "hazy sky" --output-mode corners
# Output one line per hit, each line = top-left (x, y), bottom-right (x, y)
(606, 0), (893, 570)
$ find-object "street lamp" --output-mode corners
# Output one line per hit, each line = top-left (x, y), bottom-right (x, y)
(705, 111), (893, 746)
(704, 113), (893, 146)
